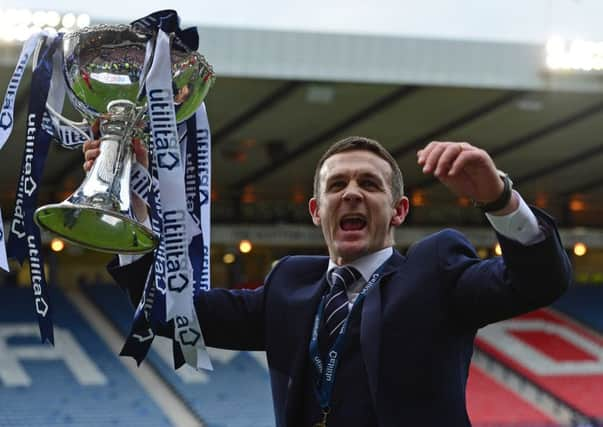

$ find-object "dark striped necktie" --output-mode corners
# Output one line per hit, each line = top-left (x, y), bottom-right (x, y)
(322, 265), (362, 348)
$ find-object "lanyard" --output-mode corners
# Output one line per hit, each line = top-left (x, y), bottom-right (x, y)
(308, 263), (387, 414)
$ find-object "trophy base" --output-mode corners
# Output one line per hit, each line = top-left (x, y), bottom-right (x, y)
(34, 203), (158, 254)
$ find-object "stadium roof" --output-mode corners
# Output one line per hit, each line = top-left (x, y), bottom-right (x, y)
(1, 17), (602, 248)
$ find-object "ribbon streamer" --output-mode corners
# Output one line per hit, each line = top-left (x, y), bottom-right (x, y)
(122, 15), (212, 370)
(0, 208), (7, 272)
(145, 27), (211, 370)
(0, 32), (52, 274)
(6, 34), (63, 344)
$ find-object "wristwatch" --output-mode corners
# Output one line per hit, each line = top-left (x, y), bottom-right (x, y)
(473, 170), (513, 213)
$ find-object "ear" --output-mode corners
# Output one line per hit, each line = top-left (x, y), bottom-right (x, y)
(309, 197), (321, 226)
(391, 196), (410, 227)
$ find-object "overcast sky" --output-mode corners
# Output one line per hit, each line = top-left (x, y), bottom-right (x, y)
(2, 0), (602, 44)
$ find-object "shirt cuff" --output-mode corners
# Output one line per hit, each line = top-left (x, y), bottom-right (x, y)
(485, 191), (545, 245)
(118, 216), (152, 266)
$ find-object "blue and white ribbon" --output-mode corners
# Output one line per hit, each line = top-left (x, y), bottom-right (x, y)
(5, 34), (62, 344)
(0, 32), (50, 273)
(130, 161), (155, 203)
(144, 27), (211, 370)
(0, 33), (47, 149)
(185, 104), (212, 295)
(0, 208), (7, 272)
(124, 103), (212, 370)
(0, 30), (86, 275)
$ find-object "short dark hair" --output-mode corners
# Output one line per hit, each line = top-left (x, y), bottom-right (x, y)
(313, 136), (404, 202)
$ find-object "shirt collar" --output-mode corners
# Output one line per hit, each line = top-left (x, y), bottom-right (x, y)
(327, 247), (393, 283)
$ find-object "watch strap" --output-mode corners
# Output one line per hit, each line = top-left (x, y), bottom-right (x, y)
(474, 172), (513, 213)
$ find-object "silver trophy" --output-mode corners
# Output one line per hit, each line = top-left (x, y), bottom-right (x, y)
(33, 24), (214, 254)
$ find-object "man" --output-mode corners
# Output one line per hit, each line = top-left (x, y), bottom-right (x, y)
(84, 136), (571, 426)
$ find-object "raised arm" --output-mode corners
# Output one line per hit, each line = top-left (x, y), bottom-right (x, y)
(416, 141), (572, 328)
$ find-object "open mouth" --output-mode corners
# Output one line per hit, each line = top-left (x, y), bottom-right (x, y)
(340, 215), (367, 231)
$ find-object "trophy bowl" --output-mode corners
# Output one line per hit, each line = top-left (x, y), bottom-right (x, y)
(61, 24), (212, 123)
(34, 24), (215, 254)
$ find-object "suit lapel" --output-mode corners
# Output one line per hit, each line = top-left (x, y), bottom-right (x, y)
(285, 275), (328, 426)
(360, 251), (406, 409)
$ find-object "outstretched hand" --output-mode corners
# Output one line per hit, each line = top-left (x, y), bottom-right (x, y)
(417, 141), (518, 214)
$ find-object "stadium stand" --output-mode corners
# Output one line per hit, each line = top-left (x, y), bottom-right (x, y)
(476, 308), (603, 426)
(82, 284), (275, 427)
(2, 283), (601, 426)
(0, 287), (171, 426)
(466, 363), (558, 427)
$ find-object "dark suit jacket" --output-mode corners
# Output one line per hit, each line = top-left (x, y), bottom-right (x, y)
(109, 209), (571, 427)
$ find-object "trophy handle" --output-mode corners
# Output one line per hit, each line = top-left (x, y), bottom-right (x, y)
(31, 35), (91, 142)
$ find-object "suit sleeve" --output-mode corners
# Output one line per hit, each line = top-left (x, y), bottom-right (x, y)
(107, 254), (288, 351)
(107, 253), (152, 308)
(443, 207), (572, 329)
